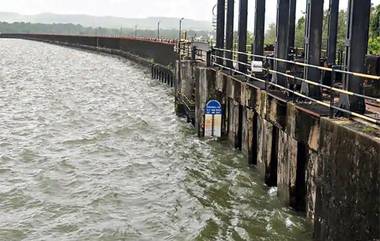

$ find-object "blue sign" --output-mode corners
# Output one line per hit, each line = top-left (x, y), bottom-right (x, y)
(205, 100), (222, 115)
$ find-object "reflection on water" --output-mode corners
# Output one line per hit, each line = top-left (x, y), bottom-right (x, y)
(0, 39), (312, 241)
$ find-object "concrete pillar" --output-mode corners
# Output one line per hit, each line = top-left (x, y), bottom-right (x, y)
(277, 129), (298, 206)
(216, 0), (226, 65)
(195, 68), (217, 136)
(288, 0), (297, 58)
(238, 0), (248, 73)
(327, 0), (339, 66)
(242, 107), (255, 164)
(226, 0), (235, 68)
(273, 0), (290, 86)
(253, 0), (266, 60)
(301, 0), (324, 99)
(256, 117), (278, 186)
(340, 0), (371, 114)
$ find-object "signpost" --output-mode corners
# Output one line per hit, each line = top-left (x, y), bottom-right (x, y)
(251, 60), (263, 73)
(204, 100), (222, 138)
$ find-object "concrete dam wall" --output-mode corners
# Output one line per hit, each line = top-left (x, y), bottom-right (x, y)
(1, 33), (378, 241)
(177, 61), (379, 241)
(0, 33), (177, 67)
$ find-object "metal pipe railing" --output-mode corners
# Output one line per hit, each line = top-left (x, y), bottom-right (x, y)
(211, 53), (380, 125)
(212, 54), (380, 103)
(214, 47), (380, 81)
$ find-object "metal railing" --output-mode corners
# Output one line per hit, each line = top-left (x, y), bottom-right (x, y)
(210, 48), (380, 125)
(177, 41), (209, 62)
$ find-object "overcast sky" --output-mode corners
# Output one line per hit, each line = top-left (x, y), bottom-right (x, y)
(2, 0), (380, 29)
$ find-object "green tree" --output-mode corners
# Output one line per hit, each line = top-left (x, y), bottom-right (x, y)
(370, 4), (380, 38)
(295, 16), (305, 48)
(369, 4), (380, 55)
(264, 23), (276, 45)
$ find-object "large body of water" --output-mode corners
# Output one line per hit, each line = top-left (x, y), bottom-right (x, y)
(0, 39), (312, 241)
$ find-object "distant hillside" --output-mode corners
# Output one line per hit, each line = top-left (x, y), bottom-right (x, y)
(0, 21), (212, 41)
(0, 12), (212, 31)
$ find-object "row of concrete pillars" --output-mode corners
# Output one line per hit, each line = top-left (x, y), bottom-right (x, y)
(215, 0), (372, 114)
(220, 98), (308, 211)
(151, 65), (175, 87)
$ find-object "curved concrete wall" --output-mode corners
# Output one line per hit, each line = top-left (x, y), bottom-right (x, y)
(0, 33), (177, 67)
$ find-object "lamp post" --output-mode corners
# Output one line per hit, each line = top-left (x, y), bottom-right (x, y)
(176, 18), (185, 113)
(157, 20), (160, 39)
(179, 18), (184, 42)
(178, 18), (185, 59)
(134, 25), (138, 38)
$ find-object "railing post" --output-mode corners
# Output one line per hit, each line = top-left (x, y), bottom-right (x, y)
(264, 56), (270, 91)
(330, 66), (337, 118)
(207, 49), (214, 67)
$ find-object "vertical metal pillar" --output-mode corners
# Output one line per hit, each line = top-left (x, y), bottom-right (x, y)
(253, 0), (266, 61)
(273, 0), (290, 86)
(340, 0), (371, 114)
(301, 0), (323, 99)
(226, 0), (235, 68)
(238, 0), (248, 73)
(288, 0), (297, 59)
(157, 21), (160, 39)
(216, 0), (226, 65)
(327, 0), (339, 65)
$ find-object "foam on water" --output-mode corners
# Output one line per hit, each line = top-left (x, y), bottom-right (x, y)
(0, 39), (312, 241)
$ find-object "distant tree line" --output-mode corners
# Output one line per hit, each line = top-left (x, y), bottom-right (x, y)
(0, 21), (211, 41)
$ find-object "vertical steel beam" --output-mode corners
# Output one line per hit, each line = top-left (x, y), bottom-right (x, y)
(216, 0), (226, 65)
(340, 0), (371, 114)
(327, 0), (339, 65)
(238, 0), (248, 73)
(301, 0), (324, 99)
(273, 0), (290, 86)
(226, 0), (235, 68)
(253, 0), (266, 61)
(288, 0), (297, 58)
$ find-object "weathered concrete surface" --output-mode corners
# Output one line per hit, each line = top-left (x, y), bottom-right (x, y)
(242, 107), (255, 160)
(314, 119), (380, 241)
(277, 129), (298, 206)
(1, 33), (177, 66)
(228, 99), (240, 146)
(286, 103), (321, 152)
(306, 149), (319, 221)
(194, 68), (217, 137)
(256, 117), (277, 186)
(215, 71), (229, 137)
(190, 67), (380, 241)
(266, 93), (287, 130)
(178, 60), (195, 102)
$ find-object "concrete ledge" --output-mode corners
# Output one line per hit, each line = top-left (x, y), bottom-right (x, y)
(315, 118), (380, 241)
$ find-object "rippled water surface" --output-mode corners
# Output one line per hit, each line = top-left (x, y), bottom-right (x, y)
(0, 39), (312, 241)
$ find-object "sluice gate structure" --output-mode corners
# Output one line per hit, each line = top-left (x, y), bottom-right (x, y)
(1, 0), (380, 239)
(178, 1), (380, 241)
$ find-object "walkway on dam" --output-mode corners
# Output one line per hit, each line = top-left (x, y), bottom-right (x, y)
(0, 39), (312, 241)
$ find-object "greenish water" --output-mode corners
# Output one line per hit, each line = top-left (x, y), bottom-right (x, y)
(0, 39), (312, 241)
